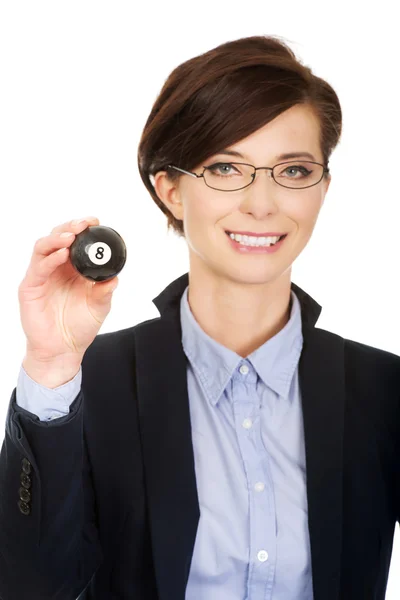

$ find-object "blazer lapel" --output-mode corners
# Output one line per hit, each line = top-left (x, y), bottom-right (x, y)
(135, 273), (345, 600)
(299, 325), (345, 600)
(135, 317), (200, 600)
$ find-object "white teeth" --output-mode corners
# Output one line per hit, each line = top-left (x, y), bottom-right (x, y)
(229, 233), (282, 247)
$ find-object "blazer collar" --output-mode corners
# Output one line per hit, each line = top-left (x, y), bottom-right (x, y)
(152, 271), (323, 331)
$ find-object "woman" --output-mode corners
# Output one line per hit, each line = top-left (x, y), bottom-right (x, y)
(1, 35), (399, 600)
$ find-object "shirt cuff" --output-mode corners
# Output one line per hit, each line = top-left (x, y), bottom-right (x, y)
(16, 363), (83, 422)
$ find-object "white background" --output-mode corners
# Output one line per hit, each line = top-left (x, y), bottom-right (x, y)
(0, 0), (399, 596)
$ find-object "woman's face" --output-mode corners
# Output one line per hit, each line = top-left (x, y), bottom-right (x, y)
(154, 104), (331, 287)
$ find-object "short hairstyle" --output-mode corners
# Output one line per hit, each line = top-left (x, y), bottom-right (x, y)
(137, 35), (342, 239)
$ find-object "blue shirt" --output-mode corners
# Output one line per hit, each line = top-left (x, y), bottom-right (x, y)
(16, 284), (313, 599)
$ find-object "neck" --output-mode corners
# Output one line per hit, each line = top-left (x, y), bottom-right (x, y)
(187, 268), (292, 358)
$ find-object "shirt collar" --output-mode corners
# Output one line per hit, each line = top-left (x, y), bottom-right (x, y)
(179, 285), (303, 405)
(152, 272), (322, 406)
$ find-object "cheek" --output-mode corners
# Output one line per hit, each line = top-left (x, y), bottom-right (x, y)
(184, 194), (224, 234)
(287, 194), (323, 227)
(184, 204), (227, 255)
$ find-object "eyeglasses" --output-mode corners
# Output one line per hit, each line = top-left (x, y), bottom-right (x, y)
(167, 160), (330, 191)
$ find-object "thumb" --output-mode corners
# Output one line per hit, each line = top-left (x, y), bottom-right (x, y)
(90, 276), (119, 305)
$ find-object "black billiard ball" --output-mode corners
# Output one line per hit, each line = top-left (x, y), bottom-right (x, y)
(69, 225), (127, 282)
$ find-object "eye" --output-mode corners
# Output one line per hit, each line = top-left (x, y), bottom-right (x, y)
(280, 165), (312, 178)
(206, 162), (241, 176)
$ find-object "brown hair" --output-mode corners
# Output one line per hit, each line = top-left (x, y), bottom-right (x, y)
(137, 35), (342, 239)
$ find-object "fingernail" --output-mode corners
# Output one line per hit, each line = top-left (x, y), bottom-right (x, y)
(72, 218), (87, 226)
(60, 232), (74, 238)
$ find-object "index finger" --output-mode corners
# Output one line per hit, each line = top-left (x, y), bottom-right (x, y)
(51, 216), (100, 235)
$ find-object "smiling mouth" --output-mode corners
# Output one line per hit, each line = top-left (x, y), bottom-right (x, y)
(225, 231), (287, 241)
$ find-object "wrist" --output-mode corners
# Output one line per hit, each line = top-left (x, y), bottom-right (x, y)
(22, 352), (83, 389)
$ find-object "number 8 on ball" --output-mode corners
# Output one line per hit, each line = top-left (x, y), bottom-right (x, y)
(88, 242), (112, 265)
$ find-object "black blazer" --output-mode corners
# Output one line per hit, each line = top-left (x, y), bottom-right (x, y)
(1, 272), (400, 600)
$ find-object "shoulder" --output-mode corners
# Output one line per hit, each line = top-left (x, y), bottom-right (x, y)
(82, 317), (161, 370)
(318, 326), (400, 385)
(344, 335), (400, 372)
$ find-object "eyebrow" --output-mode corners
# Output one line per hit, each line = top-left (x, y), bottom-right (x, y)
(211, 149), (317, 161)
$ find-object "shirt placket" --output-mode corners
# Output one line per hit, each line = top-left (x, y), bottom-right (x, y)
(232, 360), (277, 600)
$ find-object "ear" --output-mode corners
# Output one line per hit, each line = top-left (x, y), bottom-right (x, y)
(326, 174), (331, 192)
(153, 171), (183, 219)
(321, 174), (331, 204)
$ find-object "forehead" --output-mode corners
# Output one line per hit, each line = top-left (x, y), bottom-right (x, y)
(200, 105), (321, 168)
(236, 105), (320, 153)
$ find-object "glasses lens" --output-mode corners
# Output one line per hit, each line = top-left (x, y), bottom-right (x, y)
(273, 161), (324, 189)
(203, 161), (324, 190)
(203, 162), (254, 191)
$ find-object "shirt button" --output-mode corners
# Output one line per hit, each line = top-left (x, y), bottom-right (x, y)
(257, 550), (269, 562)
(254, 482), (265, 492)
(242, 418), (253, 429)
(239, 364), (249, 375)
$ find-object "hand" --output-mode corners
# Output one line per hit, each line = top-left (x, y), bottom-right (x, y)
(19, 216), (119, 369)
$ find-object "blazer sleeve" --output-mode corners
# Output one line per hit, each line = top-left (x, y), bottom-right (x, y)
(0, 383), (103, 599)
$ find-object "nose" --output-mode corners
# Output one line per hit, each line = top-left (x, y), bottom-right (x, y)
(240, 169), (280, 217)
(249, 168), (279, 195)
(253, 167), (274, 182)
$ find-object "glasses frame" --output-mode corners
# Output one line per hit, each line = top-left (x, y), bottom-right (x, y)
(167, 160), (330, 191)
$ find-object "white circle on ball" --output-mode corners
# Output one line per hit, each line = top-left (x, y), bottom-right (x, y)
(88, 241), (112, 265)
